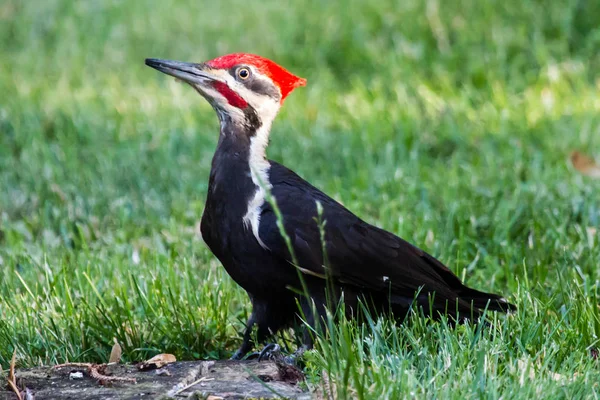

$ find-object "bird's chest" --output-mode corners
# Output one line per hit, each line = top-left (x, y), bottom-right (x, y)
(199, 155), (271, 284)
(201, 195), (259, 256)
(201, 165), (257, 249)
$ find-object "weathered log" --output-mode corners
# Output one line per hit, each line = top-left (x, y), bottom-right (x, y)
(1, 360), (310, 399)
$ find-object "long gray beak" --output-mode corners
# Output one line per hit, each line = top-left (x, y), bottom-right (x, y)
(145, 58), (218, 85)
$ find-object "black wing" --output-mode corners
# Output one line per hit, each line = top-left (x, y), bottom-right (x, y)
(259, 161), (514, 316)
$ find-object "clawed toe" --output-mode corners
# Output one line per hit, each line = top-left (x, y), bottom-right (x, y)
(258, 343), (281, 362)
(235, 343), (306, 365)
(230, 350), (261, 360)
(244, 351), (261, 360)
(230, 349), (245, 360)
(257, 343), (305, 365)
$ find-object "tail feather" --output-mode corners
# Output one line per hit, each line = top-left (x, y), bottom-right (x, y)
(461, 288), (516, 313)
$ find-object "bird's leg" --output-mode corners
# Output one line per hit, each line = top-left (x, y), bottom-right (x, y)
(230, 314), (257, 360)
(231, 299), (288, 360)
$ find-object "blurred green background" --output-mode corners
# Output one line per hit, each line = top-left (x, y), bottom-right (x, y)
(1, 0), (600, 397)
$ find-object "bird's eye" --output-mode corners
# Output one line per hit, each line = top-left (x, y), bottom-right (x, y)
(237, 67), (251, 80)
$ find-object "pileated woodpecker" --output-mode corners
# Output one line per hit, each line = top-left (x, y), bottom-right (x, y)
(146, 54), (515, 361)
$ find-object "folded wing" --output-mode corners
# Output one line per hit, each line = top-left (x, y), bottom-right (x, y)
(258, 162), (515, 318)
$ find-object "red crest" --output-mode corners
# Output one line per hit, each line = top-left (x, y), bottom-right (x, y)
(206, 53), (306, 102)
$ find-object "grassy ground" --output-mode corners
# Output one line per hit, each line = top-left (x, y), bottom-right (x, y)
(1, 0), (600, 398)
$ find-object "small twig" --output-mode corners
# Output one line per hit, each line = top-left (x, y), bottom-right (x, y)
(53, 362), (93, 369)
(89, 365), (136, 384)
(53, 362), (136, 384)
(7, 380), (22, 400)
(8, 350), (23, 400)
(172, 376), (213, 396)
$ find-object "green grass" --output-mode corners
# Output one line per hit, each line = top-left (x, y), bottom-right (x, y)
(1, 0), (600, 397)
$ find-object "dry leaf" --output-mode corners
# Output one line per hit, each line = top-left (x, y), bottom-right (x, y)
(550, 371), (580, 384)
(138, 353), (176, 370)
(571, 151), (600, 178)
(108, 338), (122, 364)
(320, 369), (336, 400)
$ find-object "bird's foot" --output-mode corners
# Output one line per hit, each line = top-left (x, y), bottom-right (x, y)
(257, 343), (306, 365)
(242, 352), (261, 360)
(229, 349), (245, 360)
(230, 348), (259, 360)
(257, 343), (283, 362)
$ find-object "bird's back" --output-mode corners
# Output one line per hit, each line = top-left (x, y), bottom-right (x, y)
(262, 161), (515, 319)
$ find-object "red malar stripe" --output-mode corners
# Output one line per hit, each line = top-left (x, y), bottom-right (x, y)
(212, 81), (248, 109)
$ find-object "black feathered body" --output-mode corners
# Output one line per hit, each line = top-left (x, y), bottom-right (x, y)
(201, 129), (513, 356)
